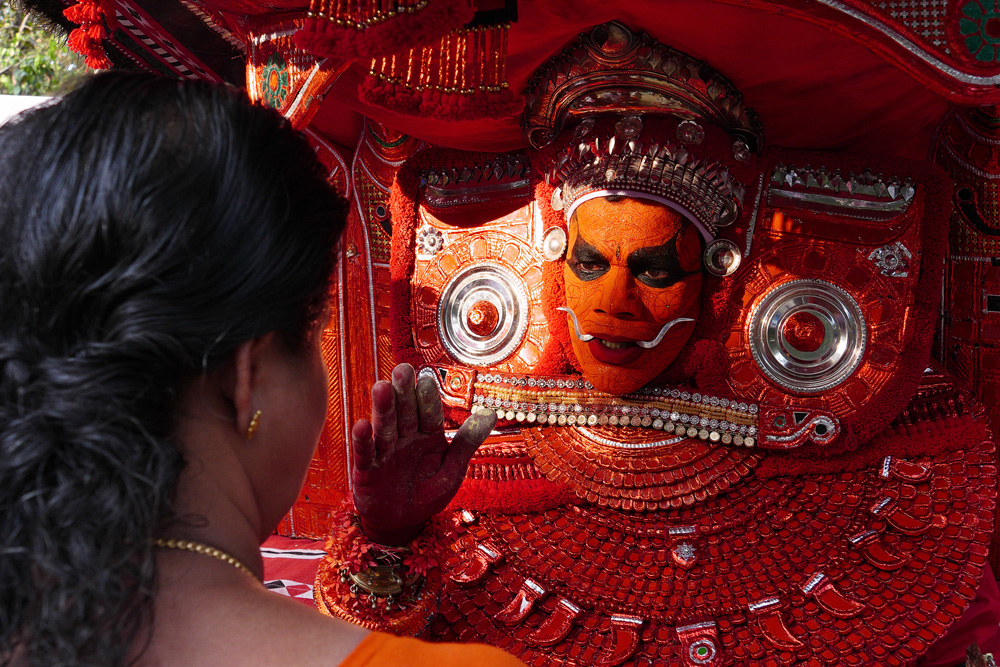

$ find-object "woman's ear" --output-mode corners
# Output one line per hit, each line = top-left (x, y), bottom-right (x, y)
(220, 333), (276, 436)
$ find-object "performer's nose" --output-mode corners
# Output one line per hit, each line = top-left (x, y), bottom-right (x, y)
(595, 268), (640, 319)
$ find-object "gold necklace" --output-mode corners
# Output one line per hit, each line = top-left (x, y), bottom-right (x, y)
(152, 538), (259, 581)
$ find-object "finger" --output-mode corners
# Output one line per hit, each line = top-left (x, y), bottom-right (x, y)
(439, 406), (497, 480)
(392, 363), (419, 439)
(415, 375), (445, 434)
(350, 419), (376, 472)
(370, 380), (397, 457)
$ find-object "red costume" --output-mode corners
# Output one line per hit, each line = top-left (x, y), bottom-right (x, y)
(48, 1), (1000, 664)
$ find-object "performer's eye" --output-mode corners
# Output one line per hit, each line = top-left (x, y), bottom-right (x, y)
(568, 239), (609, 281)
(628, 238), (694, 288)
(569, 257), (609, 281)
(633, 264), (686, 288)
(642, 267), (672, 281)
(578, 261), (606, 273)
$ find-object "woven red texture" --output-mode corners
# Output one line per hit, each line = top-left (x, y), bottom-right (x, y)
(447, 439), (579, 514)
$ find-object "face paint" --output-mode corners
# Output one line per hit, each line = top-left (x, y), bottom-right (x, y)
(562, 197), (704, 395)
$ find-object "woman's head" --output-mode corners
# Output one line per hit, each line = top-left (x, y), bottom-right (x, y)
(0, 71), (345, 665)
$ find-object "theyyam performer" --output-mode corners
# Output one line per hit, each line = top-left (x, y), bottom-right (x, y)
(32, 0), (1000, 664)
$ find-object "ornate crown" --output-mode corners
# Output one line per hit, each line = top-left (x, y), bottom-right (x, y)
(523, 22), (762, 237)
(546, 115), (748, 238)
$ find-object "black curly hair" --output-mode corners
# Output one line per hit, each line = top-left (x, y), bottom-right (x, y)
(0, 71), (346, 666)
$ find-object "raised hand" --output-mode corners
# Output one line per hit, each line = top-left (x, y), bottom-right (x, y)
(351, 363), (497, 546)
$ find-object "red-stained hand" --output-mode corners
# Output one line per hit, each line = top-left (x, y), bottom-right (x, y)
(351, 363), (497, 546)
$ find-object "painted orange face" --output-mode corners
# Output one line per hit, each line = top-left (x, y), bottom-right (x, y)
(562, 197), (703, 395)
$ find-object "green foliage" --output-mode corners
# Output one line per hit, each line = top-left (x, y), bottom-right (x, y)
(0, 2), (85, 95)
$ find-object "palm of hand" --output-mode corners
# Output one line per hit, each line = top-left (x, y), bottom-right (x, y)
(351, 363), (496, 546)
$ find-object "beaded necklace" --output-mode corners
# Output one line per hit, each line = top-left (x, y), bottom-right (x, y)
(152, 538), (259, 581)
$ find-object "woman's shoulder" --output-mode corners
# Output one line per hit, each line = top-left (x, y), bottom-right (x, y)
(219, 596), (525, 667)
(146, 570), (523, 667)
(227, 584), (373, 666)
(340, 632), (526, 667)
(144, 572), (368, 667)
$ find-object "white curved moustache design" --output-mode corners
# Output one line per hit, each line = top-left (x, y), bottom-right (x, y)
(556, 306), (695, 349)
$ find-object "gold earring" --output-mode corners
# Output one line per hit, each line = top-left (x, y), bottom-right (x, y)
(246, 409), (262, 440)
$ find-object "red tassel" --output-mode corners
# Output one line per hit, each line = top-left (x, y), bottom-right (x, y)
(63, 3), (103, 23)
(83, 23), (109, 40)
(67, 29), (111, 69)
(63, 1), (113, 70)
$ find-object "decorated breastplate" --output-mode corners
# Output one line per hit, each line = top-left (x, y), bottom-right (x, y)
(427, 375), (995, 667)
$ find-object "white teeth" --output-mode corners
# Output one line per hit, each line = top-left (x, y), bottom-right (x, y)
(599, 339), (634, 349)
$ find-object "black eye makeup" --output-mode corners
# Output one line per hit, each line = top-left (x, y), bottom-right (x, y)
(567, 237), (610, 281)
(567, 232), (699, 287)
(626, 236), (696, 288)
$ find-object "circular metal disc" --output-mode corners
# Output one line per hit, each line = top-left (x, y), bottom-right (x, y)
(704, 239), (741, 277)
(541, 227), (567, 261)
(748, 278), (867, 394)
(437, 262), (529, 366)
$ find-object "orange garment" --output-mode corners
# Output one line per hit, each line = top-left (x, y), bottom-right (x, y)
(339, 632), (526, 667)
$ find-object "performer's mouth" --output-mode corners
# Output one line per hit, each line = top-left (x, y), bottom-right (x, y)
(588, 337), (644, 365)
(558, 306), (695, 365)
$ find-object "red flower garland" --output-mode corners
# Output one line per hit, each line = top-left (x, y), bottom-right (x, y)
(326, 501), (462, 580)
(317, 500), (461, 634)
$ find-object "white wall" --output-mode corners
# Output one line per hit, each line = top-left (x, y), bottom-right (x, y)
(0, 95), (49, 125)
